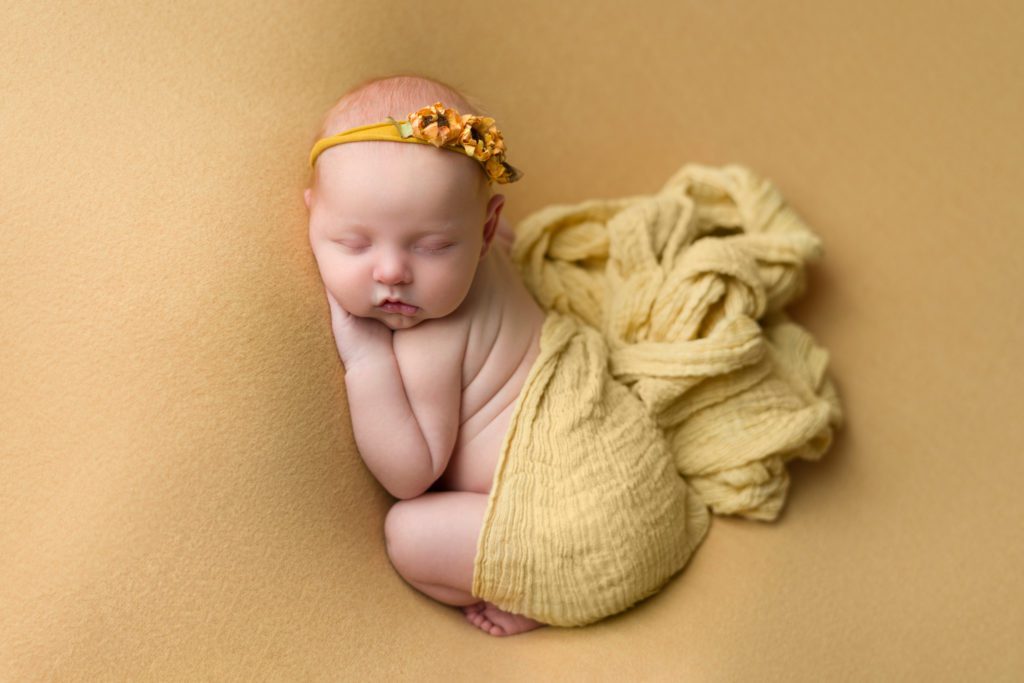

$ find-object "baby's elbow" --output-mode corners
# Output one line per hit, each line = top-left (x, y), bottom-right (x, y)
(388, 484), (430, 501)
(384, 472), (435, 501)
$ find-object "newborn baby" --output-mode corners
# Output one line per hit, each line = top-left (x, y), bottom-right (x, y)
(304, 76), (546, 637)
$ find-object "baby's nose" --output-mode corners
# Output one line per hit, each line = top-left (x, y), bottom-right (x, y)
(372, 253), (411, 284)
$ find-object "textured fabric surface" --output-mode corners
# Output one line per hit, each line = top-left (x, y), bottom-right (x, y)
(472, 163), (843, 626)
(472, 310), (712, 626)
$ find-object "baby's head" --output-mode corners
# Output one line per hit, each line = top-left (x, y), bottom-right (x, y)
(305, 75), (512, 330)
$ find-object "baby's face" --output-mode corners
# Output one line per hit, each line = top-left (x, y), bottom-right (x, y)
(306, 143), (503, 331)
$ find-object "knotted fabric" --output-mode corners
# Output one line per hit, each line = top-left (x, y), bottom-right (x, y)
(472, 163), (843, 627)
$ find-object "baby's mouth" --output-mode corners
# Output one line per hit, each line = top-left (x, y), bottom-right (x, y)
(379, 299), (419, 315)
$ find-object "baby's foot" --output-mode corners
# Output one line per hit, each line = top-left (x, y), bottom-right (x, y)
(461, 601), (546, 637)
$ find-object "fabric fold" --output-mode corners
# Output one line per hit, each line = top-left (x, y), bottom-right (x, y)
(472, 163), (843, 627)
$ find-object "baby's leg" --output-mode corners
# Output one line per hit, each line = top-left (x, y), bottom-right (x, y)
(384, 491), (545, 636)
(383, 491), (485, 606)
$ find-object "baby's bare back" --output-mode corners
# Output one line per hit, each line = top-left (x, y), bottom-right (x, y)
(428, 226), (546, 494)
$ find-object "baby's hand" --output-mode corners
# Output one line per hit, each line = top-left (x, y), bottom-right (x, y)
(324, 287), (393, 368)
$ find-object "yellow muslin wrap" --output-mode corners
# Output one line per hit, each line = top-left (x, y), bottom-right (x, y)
(471, 163), (844, 628)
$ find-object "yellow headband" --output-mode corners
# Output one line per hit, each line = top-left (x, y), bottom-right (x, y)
(308, 102), (523, 185)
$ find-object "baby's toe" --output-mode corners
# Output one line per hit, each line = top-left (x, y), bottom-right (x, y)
(463, 609), (486, 629)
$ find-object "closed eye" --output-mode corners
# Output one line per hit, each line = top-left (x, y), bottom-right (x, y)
(335, 241), (454, 253)
(419, 244), (453, 253)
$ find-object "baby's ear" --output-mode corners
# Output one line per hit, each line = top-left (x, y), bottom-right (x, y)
(480, 193), (506, 259)
(303, 187), (312, 210)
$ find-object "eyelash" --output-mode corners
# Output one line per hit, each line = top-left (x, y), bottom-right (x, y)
(340, 243), (452, 254)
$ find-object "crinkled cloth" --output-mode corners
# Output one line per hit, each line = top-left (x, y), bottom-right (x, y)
(471, 163), (844, 628)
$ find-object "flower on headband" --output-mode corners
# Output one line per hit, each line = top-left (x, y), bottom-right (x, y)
(407, 101), (523, 184)
(459, 114), (522, 184)
(408, 102), (464, 147)
(458, 115), (504, 162)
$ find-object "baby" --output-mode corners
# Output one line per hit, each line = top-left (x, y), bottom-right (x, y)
(304, 76), (547, 637)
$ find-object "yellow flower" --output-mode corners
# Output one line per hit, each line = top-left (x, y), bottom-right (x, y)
(458, 115), (505, 162)
(403, 102), (522, 184)
(408, 102), (464, 147)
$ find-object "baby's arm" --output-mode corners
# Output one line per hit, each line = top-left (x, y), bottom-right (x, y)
(341, 317), (465, 500)
(391, 316), (465, 484)
(324, 289), (436, 499)
(343, 344), (436, 500)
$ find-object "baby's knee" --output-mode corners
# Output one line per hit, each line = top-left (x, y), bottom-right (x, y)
(383, 500), (423, 571)
(383, 501), (406, 558)
(383, 492), (486, 576)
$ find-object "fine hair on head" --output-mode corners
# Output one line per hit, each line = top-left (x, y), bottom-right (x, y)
(313, 73), (488, 141)
(310, 73), (494, 200)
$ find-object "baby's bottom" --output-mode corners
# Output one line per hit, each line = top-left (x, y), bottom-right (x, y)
(384, 491), (546, 636)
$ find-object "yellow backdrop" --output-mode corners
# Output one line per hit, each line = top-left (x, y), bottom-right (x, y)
(2, 0), (1021, 679)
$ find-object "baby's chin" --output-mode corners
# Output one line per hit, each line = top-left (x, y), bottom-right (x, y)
(374, 311), (426, 330)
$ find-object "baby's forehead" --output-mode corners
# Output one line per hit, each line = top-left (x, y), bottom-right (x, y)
(330, 196), (460, 228)
(318, 157), (484, 230)
(317, 143), (487, 211)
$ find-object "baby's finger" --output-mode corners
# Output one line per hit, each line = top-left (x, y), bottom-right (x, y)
(324, 286), (341, 311)
(323, 286), (343, 319)
(324, 287), (355, 332)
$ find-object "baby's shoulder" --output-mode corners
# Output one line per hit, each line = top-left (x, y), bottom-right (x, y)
(462, 247), (546, 382)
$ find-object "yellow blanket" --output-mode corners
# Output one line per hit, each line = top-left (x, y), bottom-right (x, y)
(472, 163), (844, 628)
